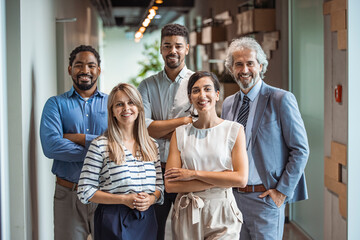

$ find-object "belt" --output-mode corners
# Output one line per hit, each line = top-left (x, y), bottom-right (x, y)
(56, 176), (78, 191)
(235, 184), (266, 193)
(161, 162), (166, 169)
(174, 192), (205, 224)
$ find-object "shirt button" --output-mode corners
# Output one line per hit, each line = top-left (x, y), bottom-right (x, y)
(86, 114), (89, 117)
(86, 129), (89, 132)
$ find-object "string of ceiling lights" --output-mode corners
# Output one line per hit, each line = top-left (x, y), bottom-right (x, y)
(134, 0), (164, 42)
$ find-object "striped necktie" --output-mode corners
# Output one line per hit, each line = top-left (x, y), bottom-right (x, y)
(237, 95), (250, 130)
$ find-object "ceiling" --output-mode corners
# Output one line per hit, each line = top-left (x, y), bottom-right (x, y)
(91, 0), (195, 32)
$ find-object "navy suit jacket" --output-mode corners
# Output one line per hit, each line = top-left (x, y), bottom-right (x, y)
(222, 82), (309, 203)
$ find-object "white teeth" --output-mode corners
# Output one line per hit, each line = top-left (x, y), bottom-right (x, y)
(241, 74), (251, 78)
(199, 101), (208, 105)
(79, 76), (90, 81)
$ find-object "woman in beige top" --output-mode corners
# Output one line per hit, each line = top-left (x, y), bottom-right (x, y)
(165, 71), (249, 239)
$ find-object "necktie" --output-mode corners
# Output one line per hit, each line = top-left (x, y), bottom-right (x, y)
(237, 95), (250, 130)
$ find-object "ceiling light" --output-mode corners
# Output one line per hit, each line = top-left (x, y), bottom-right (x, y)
(142, 18), (151, 27)
(154, 14), (161, 19)
(149, 9), (156, 15)
(155, 0), (163, 4)
(135, 31), (143, 39)
(152, 6), (158, 10)
(139, 27), (146, 33)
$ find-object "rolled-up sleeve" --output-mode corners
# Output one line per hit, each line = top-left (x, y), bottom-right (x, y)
(77, 139), (103, 204)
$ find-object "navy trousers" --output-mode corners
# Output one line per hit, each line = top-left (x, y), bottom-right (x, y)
(94, 204), (157, 240)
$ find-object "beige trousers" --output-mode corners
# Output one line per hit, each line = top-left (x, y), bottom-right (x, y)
(54, 183), (97, 240)
(171, 188), (243, 240)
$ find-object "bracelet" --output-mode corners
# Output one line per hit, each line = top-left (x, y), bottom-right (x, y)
(149, 193), (158, 204)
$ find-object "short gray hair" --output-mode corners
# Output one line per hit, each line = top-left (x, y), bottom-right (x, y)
(225, 37), (268, 78)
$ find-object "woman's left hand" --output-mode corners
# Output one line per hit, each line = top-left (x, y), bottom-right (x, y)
(133, 192), (155, 212)
(164, 168), (195, 181)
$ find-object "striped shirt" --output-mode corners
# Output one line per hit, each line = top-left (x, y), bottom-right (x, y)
(77, 136), (164, 204)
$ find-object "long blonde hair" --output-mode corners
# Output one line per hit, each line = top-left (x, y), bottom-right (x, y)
(106, 83), (157, 164)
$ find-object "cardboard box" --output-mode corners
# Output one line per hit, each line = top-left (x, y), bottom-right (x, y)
(323, 1), (332, 15)
(337, 29), (347, 50)
(324, 157), (340, 181)
(189, 31), (202, 47)
(339, 196), (347, 219)
(331, 9), (346, 31)
(201, 26), (227, 44)
(331, 0), (347, 12)
(237, 9), (276, 35)
(331, 141), (347, 166)
(221, 83), (240, 99)
(236, 13), (245, 35)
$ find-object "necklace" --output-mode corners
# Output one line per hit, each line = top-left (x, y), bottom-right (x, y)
(134, 146), (141, 160)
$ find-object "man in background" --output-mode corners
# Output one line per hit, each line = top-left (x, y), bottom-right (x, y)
(138, 23), (194, 240)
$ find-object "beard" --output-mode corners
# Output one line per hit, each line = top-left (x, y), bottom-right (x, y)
(165, 54), (181, 69)
(235, 73), (259, 91)
(73, 74), (97, 91)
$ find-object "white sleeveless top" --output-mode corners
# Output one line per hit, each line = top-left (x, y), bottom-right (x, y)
(176, 120), (242, 171)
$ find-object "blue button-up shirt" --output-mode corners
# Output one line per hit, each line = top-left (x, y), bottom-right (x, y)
(238, 80), (263, 185)
(40, 87), (108, 183)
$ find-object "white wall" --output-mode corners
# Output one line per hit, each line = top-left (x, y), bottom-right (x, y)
(0, 0), (10, 239)
(6, 0), (57, 238)
(5, 0), (102, 239)
(348, 1), (360, 239)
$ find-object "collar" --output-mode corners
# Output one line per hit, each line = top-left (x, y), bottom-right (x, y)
(67, 86), (105, 99)
(162, 65), (189, 83)
(240, 79), (263, 102)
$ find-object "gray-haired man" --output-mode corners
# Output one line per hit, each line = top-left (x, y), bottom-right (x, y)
(221, 37), (309, 239)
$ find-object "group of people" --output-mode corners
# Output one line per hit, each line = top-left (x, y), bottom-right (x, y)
(40, 23), (309, 240)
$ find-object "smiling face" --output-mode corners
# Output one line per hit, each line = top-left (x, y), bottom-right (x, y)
(112, 90), (139, 126)
(160, 35), (189, 71)
(68, 51), (101, 92)
(231, 48), (262, 93)
(189, 77), (219, 113)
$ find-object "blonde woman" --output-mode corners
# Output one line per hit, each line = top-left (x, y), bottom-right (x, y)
(165, 71), (249, 239)
(77, 83), (163, 240)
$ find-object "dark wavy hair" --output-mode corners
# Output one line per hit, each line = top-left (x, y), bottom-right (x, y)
(68, 45), (101, 67)
(161, 24), (189, 44)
